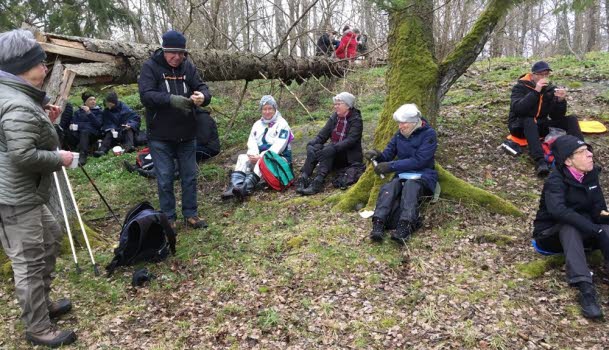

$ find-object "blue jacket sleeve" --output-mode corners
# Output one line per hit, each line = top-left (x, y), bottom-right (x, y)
(59, 103), (73, 130)
(377, 134), (397, 162)
(122, 105), (141, 130)
(138, 61), (171, 109)
(90, 109), (103, 130)
(390, 130), (437, 173)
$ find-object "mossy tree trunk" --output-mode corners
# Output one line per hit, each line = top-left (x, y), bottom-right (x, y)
(332, 0), (525, 215)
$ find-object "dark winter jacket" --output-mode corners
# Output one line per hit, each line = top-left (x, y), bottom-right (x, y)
(101, 101), (141, 132)
(196, 109), (220, 155)
(376, 119), (438, 192)
(138, 48), (211, 142)
(533, 165), (607, 238)
(59, 102), (74, 131)
(316, 33), (333, 56)
(508, 73), (567, 129)
(72, 105), (103, 134)
(309, 108), (363, 166)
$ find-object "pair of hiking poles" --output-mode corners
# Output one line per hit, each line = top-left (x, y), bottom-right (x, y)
(53, 160), (122, 276)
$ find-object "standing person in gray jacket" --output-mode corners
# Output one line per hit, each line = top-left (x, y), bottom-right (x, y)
(0, 29), (77, 348)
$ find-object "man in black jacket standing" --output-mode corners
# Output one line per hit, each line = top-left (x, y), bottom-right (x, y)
(508, 61), (583, 177)
(533, 135), (609, 319)
(138, 30), (211, 230)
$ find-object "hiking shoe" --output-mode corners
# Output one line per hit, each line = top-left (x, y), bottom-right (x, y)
(577, 282), (603, 319)
(25, 326), (77, 348)
(125, 146), (136, 153)
(48, 298), (72, 319)
(185, 216), (208, 229)
(93, 149), (107, 158)
(295, 176), (309, 194)
(536, 160), (550, 177)
(391, 220), (412, 245)
(168, 219), (177, 233)
(221, 185), (235, 200)
(370, 218), (385, 242)
(78, 153), (87, 166)
(301, 176), (324, 196)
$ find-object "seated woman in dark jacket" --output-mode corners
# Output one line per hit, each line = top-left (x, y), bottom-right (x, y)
(296, 92), (364, 195)
(533, 135), (609, 319)
(365, 104), (438, 245)
(94, 92), (141, 156)
(64, 91), (103, 165)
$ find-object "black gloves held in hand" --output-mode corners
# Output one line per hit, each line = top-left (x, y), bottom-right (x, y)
(374, 162), (392, 175)
(169, 95), (194, 115)
(364, 149), (381, 161)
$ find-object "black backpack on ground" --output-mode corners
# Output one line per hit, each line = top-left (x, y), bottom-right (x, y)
(105, 201), (176, 276)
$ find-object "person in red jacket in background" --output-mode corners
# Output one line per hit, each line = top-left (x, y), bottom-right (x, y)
(335, 26), (358, 60)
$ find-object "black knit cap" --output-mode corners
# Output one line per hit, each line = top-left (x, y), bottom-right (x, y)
(105, 91), (118, 105)
(81, 91), (95, 103)
(162, 30), (187, 52)
(0, 44), (46, 75)
(551, 135), (592, 166)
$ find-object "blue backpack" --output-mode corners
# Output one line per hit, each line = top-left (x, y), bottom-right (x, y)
(105, 202), (176, 276)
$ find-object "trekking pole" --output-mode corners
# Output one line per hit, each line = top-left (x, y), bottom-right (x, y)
(79, 165), (122, 227)
(53, 172), (81, 274)
(61, 166), (100, 276)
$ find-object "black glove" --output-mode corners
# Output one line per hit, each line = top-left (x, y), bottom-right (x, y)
(169, 95), (194, 115)
(364, 149), (381, 161)
(374, 162), (392, 175)
(316, 145), (336, 159)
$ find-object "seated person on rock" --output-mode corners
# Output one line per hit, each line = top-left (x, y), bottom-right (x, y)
(366, 104), (438, 245)
(533, 135), (609, 320)
(195, 108), (220, 163)
(63, 92), (103, 165)
(508, 60), (583, 177)
(94, 92), (141, 156)
(222, 95), (293, 201)
(296, 92), (363, 195)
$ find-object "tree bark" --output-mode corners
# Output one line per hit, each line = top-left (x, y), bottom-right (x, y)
(330, 0), (524, 216)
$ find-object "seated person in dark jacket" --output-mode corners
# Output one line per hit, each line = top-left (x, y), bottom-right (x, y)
(296, 92), (363, 195)
(533, 135), (609, 319)
(195, 109), (220, 163)
(365, 104), (438, 245)
(508, 60), (583, 177)
(57, 101), (73, 148)
(63, 92), (103, 165)
(94, 91), (141, 156)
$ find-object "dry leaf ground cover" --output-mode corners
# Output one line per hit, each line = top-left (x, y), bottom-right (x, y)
(2, 54), (609, 349)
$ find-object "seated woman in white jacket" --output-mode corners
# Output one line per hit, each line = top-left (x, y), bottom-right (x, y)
(222, 95), (293, 201)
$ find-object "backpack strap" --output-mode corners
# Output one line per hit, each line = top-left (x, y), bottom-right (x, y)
(157, 212), (177, 254)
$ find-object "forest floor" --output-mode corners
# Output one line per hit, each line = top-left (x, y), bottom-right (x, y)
(2, 54), (609, 349)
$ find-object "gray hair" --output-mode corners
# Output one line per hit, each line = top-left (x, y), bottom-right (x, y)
(0, 29), (39, 62)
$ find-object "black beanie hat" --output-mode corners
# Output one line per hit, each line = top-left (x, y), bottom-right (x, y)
(81, 91), (95, 103)
(551, 135), (592, 166)
(162, 30), (187, 52)
(0, 43), (47, 76)
(105, 91), (118, 105)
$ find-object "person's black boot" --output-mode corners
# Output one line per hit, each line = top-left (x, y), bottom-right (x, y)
(222, 171), (245, 200)
(78, 152), (87, 166)
(301, 176), (324, 196)
(577, 282), (603, 319)
(370, 218), (385, 242)
(233, 173), (260, 202)
(391, 220), (412, 245)
(536, 159), (550, 177)
(295, 175), (310, 194)
(93, 147), (108, 158)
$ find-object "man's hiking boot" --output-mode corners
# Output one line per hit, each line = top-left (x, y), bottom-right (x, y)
(25, 326), (77, 348)
(233, 173), (260, 202)
(168, 219), (177, 232)
(184, 216), (208, 229)
(577, 282), (603, 319)
(78, 152), (87, 166)
(93, 148), (108, 158)
(295, 176), (309, 194)
(48, 298), (72, 319)
(370, 218), (385, 242)
(536, 159), (550, 177)
(391, 220), (412, 245)
(301, 176), (324, 196)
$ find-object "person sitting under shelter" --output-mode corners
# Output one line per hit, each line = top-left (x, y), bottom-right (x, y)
(508, 60), (583, 177)
(296, 92), (363, 195)
(195, 108), (220, 163)
(533, 135), (609, 319)
(222, 95), (293, 201)
(94, 91), (141, 156)
(64, 91), (103, 165)
(366, 104), (438, 245)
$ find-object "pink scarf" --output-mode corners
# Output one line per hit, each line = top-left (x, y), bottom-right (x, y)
(567, 166), (585, 183)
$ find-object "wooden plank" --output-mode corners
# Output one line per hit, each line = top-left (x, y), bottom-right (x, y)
(39, 42), (117, 63)
(48, 37), (86, 50)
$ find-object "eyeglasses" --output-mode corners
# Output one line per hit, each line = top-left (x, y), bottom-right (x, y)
(572, 148), (591, 156)
(534, 71), (551, 77)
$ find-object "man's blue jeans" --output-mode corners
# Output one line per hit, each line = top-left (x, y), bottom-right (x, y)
(149, 139), (198, 220)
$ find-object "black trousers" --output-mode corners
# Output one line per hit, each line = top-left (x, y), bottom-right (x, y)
(373, 178), (430, 229)
(301, 143), (348, 178)
(509, 115), (583, 162)
(100, 128), (135, 150)
(536, 224), (609, 285)
(64, 131), (97, 155)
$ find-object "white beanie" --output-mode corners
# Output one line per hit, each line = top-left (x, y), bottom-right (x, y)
(333, 92), (356, 108)
(393, 104), (421, 123)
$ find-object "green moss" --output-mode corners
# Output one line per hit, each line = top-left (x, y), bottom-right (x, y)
(516, 256), (565, 278)
(287, 235), (306, 249)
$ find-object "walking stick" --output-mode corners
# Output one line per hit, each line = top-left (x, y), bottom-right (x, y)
(53, 172), (81, 274)
(61, 166), (100, 276)
(79, 165), (122, 227)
